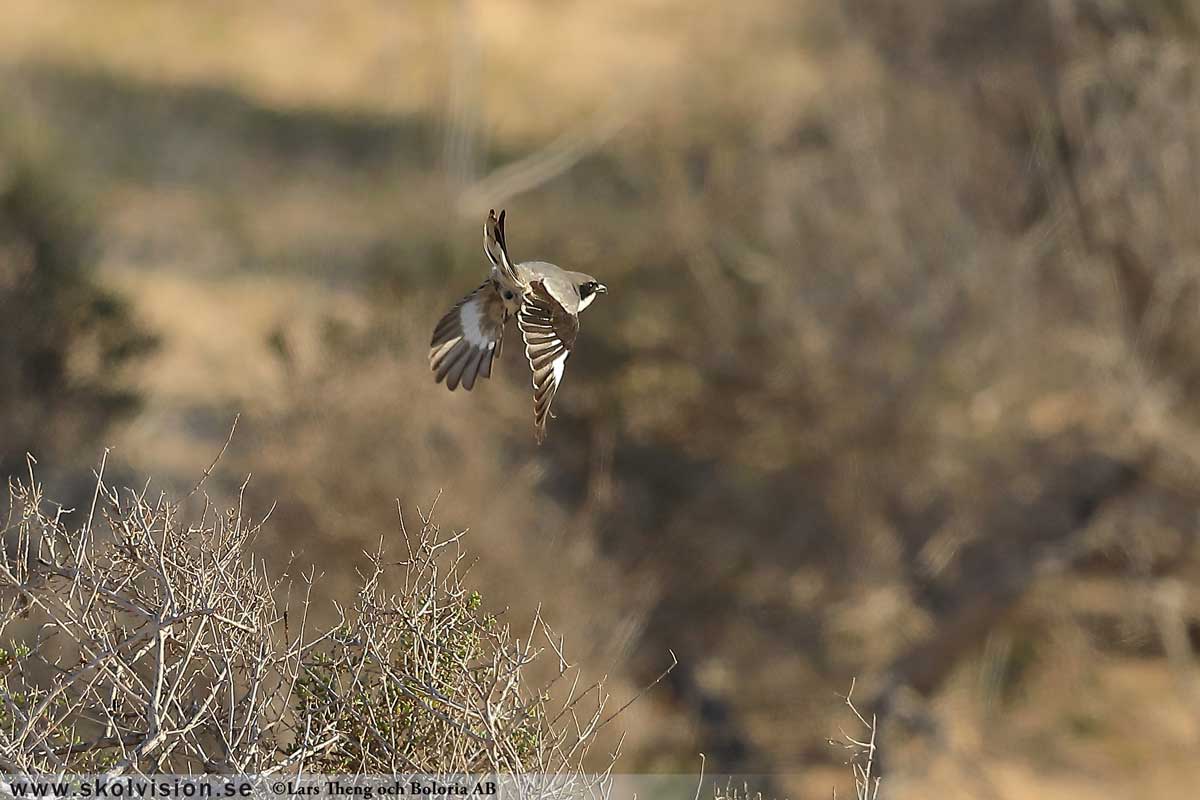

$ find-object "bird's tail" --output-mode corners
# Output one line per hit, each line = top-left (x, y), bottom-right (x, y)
(484, 209), (520, 285)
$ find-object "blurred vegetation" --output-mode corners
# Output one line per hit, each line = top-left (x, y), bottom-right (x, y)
(2, 0), (1200, 797)
(0, 129), (156, 479)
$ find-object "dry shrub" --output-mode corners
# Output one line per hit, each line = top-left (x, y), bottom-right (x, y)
(0, 457), (624, 785)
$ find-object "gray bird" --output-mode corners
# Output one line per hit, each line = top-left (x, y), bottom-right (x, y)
(429, 209), (607, 443)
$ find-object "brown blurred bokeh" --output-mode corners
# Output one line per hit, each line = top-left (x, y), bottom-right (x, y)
(3, 1), (1200, 797)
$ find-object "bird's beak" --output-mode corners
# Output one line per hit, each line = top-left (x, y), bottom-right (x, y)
(596, 283), (608, 294)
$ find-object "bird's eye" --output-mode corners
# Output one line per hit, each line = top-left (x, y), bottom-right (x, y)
(503, 291), (514, 300)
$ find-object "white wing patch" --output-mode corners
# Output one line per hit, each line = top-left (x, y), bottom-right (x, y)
(460, 299), (488, 348)
(551, 351), (568, 387)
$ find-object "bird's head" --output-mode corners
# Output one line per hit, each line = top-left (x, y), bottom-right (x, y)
(574, 273), (607, 311)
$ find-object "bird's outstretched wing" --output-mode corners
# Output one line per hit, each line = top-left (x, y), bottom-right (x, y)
(517, 280), (580, 444)
(484, 209), (521, 287)
(430, 281), (508, 391)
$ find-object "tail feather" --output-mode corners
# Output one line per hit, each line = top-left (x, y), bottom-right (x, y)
(484, 209), (521, 286)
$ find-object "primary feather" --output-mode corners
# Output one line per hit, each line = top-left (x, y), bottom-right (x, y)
(429, 281), (507, 391)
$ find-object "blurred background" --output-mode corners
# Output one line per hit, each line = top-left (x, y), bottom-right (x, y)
(3, 0), (1200, 796)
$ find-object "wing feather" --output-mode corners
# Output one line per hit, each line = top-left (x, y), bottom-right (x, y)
(517, 280), (580, 444)
(459, 348), (486, 391)
(429, 281), (508, 391)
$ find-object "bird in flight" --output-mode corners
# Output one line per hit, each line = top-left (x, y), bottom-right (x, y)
(429, 209), (607, 443)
